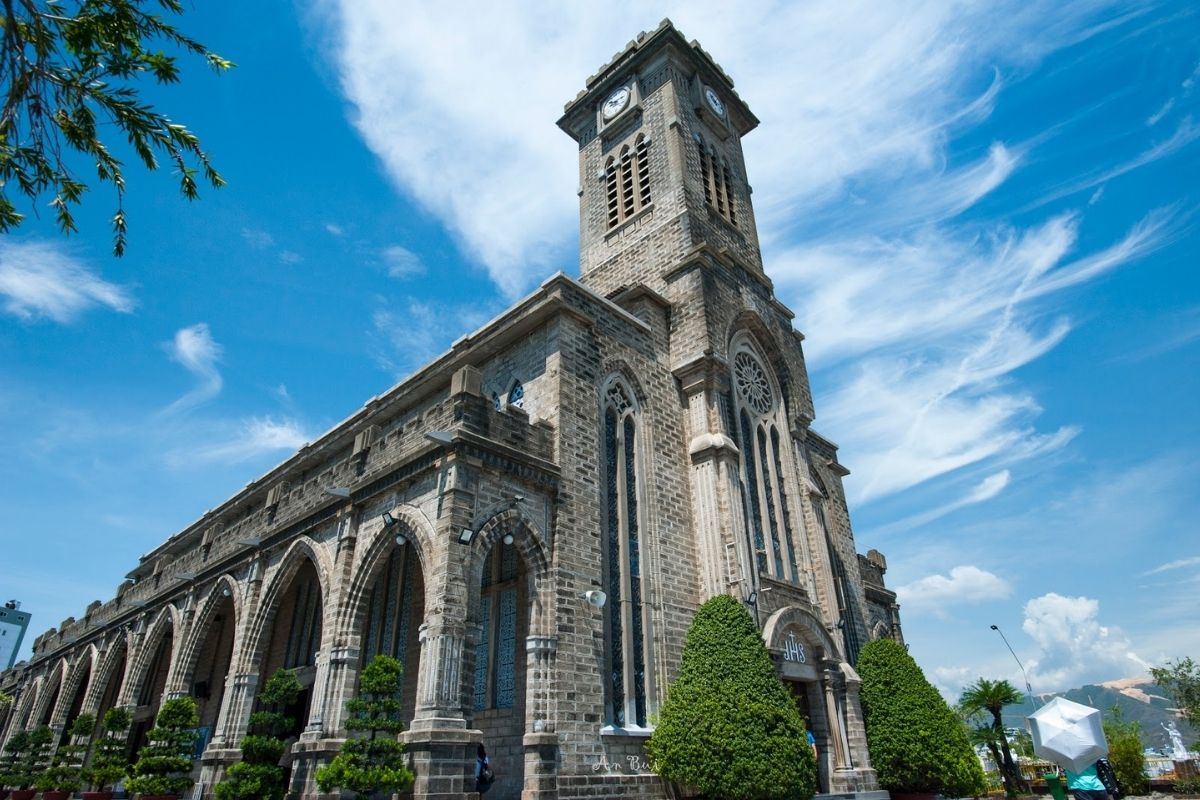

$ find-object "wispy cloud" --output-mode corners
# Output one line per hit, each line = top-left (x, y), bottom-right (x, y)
(381, 245), (425, 278)
(317, 2), (1135, 296)
(1141, 556), (1200, 577)
(241, 228), (275, 249)
(897, 565), (1012, 616)
(0, 240), (134, 323)
(279, 251), (304, 265)
(170, 417), (310, 465)
(162, 323), (223, 414)
(878, 471), (1011, 534)
(370, 297), (494, 378)
(324, 223), (345, 237)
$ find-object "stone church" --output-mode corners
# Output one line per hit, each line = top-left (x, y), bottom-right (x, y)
(0, 20), (903, 800)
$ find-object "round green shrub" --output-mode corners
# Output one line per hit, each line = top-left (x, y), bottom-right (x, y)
(858, 639), (985, 796)
(645, 594), (817, 800)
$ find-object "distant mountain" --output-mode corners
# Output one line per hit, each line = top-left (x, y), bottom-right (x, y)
(998, 676), (1194, 751)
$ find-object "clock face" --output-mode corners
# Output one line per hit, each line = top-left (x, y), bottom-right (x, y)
(704, 86), (725, 117)
(602, 86), (631, 120)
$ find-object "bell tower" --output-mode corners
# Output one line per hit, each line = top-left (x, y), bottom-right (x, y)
(558, 19), (764, 296)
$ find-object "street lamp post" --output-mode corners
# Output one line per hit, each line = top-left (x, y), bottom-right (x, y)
(990, 624), (1038, 706)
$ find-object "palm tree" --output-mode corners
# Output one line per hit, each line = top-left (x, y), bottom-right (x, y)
(960, 678), (1029, 798)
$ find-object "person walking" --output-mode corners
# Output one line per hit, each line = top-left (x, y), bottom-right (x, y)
(475, 743), (495, 794)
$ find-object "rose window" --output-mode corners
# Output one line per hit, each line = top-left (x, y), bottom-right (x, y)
(733, 352), (772, 414)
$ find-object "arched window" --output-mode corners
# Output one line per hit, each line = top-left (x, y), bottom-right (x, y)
(604, 134), (652, 229)
(601, 378), (649, 727)
(697, 136), (736, 226)
(474, 544), (521, 711)
(731, 345), (799, 583)
(362, 546), (419, 666)
(507, 381), (524, 410)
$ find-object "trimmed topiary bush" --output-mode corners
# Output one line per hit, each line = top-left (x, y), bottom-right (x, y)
(125, 697), (199, 798)
(315, 655), (414, 800)
(85, 707), (132, 794)
(1, 730), (33, 790)
(8, 726), (53, 792)
(645, 594), (817, 800)
(215, 669), (301, 800)
(37, 713), (96, 793)
(858, 639), (985, 797)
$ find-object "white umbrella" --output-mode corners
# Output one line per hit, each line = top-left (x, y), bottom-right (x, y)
(1027, 697), (1109, 773)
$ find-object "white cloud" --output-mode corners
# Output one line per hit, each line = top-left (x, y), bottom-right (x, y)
(1022, 593), (1150, 690)
(324, 223), (345, 237)
(279, 250), (304, 265)
(316, 2), (1133, 296)
(877, 471), (1011, 533)
(370, 298), (495, 378)
(0, 240), (134, 322)
(162, 323), (223, 414)
(241, 228), (274, 249)
(1141, 556), (1200, 577)
(381, 245), (424, 278)
(175, 417), (310, 464)
(897, 565), (1012, 616)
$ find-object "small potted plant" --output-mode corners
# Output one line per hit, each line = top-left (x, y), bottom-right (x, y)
(38, 714), (95, 800)
(125, 698), (199, 800)
(8, 726), (52, 800)
(83, 708), (132, 800)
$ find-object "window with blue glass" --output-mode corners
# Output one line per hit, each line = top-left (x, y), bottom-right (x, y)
(507, 381), (524, 409)
(474, 542), (521, 711)
(731, 346), (800, 584)
(362, 546), (417, 666)
(602, 378), (650, 728)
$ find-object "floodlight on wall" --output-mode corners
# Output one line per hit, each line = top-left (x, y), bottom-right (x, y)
(578, 590), (607, 608)
(324, 487), (351, 498)
(746, 591), (758, 606)
(458, 527), (477, 545)
(381, 511), (397, 527)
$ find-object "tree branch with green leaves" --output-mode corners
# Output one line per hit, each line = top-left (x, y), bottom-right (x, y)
(0, 0), (232, 254)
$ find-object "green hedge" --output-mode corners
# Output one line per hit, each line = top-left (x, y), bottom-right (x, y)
(645, 594), (817, 800)
(858, 639), (985, 796)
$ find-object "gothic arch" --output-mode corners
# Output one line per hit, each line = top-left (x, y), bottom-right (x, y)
(10, 674), (42, 733)
(240, 536), (331, 673)
(761, 605), (841, 663)
(123, 605), (178, 708)
(172, 574), (242, 690)
(30, 658), (68, 726)
(85, 632), (130, 713)
(726, 313), (792, 399)
(598, 361), (648, 408)
(464, 508), (552, 637)
(339, 504), (436, 638)
(50, 645), (97, 725)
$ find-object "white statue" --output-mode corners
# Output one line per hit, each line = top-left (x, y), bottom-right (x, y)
(1162, 720), (1189, 760)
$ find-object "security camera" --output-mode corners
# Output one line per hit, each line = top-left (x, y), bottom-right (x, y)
(579, 590), (607, 608)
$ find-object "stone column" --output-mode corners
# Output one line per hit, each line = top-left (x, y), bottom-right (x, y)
(522, 634), (559, 800)
(675, 354), (751, 602)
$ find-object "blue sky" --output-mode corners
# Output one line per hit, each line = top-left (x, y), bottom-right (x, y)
(1, 1), (1197, 705)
